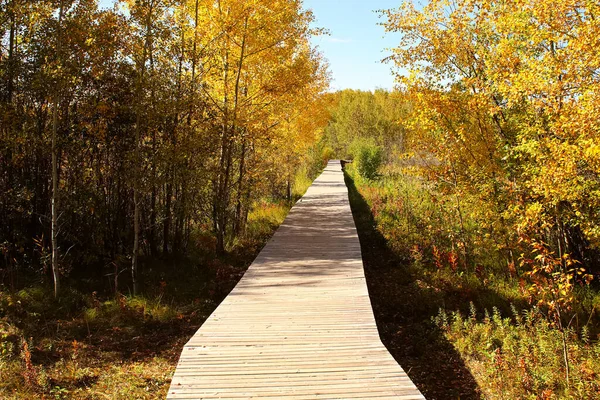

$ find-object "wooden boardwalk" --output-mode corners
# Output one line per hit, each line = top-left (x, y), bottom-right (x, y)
(167, 160), (424, 399)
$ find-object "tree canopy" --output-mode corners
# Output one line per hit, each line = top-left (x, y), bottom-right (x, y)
(0, 0), (329, 294)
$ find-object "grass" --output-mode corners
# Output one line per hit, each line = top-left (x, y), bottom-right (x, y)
(344, 163), (481, 399)
(436, 306), (600, 399)
(0, 285), (197, 399)
(0, 163), (326, 399)
(344, 162), (600, 399)
(292, 166), (315, 200)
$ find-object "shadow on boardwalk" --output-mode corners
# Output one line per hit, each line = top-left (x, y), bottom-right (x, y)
(344, 168), (482, 400)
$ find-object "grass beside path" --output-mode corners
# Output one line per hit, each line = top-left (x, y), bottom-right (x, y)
(344, 161), (600, 399)
(344, 163), (482, 400)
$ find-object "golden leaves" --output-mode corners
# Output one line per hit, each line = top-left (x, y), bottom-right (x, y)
(381, 0), (600, 313)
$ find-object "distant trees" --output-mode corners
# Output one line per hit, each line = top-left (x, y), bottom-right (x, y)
(324, 89), (408, 159)
(0, 0), (328, 295)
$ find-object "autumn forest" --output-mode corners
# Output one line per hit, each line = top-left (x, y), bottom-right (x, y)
(1, 0), (600, 399)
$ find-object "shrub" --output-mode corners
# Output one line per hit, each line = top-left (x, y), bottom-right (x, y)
(321, 146), (334, 163)
(356, 144), (383, 180)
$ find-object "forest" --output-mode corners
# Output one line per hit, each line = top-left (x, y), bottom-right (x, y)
(0, 0), (329, 295)
(2, 0), (600, 399)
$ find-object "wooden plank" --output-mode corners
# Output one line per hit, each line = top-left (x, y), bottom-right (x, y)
(167, 161), (424, 399)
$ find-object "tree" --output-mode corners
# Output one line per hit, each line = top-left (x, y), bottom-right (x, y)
(0, 0), (329, 294)
(50, 0), (66, 298)
(197, 0), (327, 254)
(381, 0), (600, 318)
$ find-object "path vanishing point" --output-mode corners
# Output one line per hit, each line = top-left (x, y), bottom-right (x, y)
(167, 160), (425, 399)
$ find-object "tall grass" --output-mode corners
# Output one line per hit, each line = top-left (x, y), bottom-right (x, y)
(346, 163), (600, 399)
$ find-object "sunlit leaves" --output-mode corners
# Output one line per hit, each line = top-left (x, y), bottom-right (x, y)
(382, 0), (599, 315)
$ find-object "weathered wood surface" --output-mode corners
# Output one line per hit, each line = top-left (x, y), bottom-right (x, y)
(167, 160), (424, 399)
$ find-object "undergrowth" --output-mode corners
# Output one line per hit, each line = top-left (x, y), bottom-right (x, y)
(435, 305), (600, 399)
(345, 162), (600, 399)
(0, 284), (202, 399)
(0, 165), (323, 399)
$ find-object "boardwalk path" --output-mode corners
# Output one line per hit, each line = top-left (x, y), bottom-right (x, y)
(168, 161), (424, 399)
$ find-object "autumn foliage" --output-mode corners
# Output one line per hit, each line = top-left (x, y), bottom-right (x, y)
(327, 0), (600, 397)
(379, 0), (600, 319)
(0, 0), (329, 293)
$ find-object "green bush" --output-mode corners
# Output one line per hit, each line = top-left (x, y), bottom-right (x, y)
(321, 146), (334, 163)
(356, 144), (383, 180)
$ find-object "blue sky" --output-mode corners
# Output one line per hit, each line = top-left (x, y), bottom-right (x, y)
(304, 0), (402, 91)
(98, 0), (403, 91)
